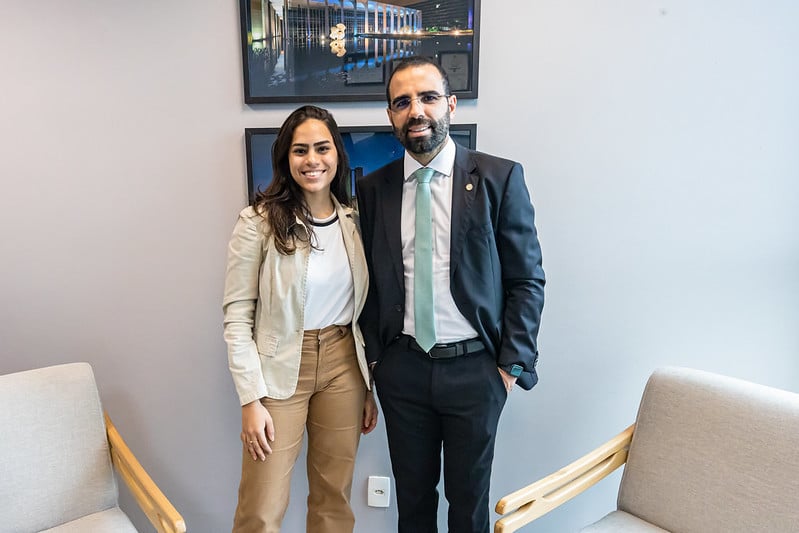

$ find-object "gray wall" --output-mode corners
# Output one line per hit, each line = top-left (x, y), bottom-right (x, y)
(1, 1), (797, 532)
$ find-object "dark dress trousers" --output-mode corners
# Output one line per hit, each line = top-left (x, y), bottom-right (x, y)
(358, 145), (545, 533)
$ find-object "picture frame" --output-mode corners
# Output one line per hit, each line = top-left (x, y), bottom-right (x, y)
(245, 123), (477, 203)
(439, 51), (471, 92)
(239, 0), (481, 103)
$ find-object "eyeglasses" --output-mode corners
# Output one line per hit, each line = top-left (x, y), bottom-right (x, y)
(388, 93), (450, 113)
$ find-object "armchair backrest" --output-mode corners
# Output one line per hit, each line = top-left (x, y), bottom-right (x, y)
(618, 366), (799, 532)
(0, 363), (119, 532)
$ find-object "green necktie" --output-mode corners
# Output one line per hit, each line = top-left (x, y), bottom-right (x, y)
(413, 167), (437, 352)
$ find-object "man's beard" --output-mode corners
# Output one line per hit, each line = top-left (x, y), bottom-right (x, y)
(395, 112), (450, 155)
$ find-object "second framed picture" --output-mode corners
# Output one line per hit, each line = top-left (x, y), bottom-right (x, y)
(245, 124), (477, 203)
(240, 0), (481, 103)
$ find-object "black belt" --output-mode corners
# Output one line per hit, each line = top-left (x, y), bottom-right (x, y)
(404, 335), (486, 359)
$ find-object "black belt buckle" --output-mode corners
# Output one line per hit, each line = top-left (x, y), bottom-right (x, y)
(427, 344), (460, 359)
(427, 339), (485, 359)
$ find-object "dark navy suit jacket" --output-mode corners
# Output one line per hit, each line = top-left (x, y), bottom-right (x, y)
(357, 144), (545, 389)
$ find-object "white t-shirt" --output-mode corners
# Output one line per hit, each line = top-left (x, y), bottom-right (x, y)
(303, 213), (355, 330)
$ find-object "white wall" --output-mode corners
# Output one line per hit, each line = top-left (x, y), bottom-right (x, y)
(1, 1), (797, 532)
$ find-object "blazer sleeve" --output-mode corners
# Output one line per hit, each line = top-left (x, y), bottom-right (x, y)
(496, 162), (545, 388)
(222, 207), (270, 405)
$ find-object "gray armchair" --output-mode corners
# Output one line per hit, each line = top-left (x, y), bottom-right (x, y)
(495, 367), (799, 532)
(0, 362), (185, 532)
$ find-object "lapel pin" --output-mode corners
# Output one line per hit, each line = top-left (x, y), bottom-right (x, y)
(465, 183), (474, 191)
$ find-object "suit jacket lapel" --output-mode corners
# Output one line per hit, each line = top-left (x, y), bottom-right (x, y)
(450, 146), (478, 278)
(380, 159), (406, 289)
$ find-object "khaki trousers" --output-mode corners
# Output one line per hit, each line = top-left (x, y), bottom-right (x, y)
(233, 325), (366, 533)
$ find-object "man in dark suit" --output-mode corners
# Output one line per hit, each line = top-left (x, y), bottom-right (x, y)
(358, 56), (545, 533)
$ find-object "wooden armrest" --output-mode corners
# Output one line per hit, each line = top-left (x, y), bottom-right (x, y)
(494, 424), (635, 533)
(105, 413), (187, 533)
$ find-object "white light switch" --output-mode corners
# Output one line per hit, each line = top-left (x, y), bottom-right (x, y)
(367, 475), (391, 507)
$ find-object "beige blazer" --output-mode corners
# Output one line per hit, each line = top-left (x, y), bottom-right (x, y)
(223, 198), (370, 404)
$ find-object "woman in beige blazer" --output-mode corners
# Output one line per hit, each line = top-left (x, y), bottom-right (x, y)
(223, 105), (377, 533)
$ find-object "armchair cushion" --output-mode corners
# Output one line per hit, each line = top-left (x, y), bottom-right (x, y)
(0, 363), (118, 532)
(41, 507), (137, 532)
(617, 367), (799, 532)
(580, 510), (669, 532)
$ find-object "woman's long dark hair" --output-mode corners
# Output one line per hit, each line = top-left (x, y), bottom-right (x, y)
(252, 105), (351, 255)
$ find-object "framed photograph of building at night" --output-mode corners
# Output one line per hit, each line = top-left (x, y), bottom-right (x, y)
(244, 123), (477, 203)
(239, 0), (481, 103)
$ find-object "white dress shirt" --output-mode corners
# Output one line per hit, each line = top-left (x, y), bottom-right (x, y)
(400, 137), (478, 343)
